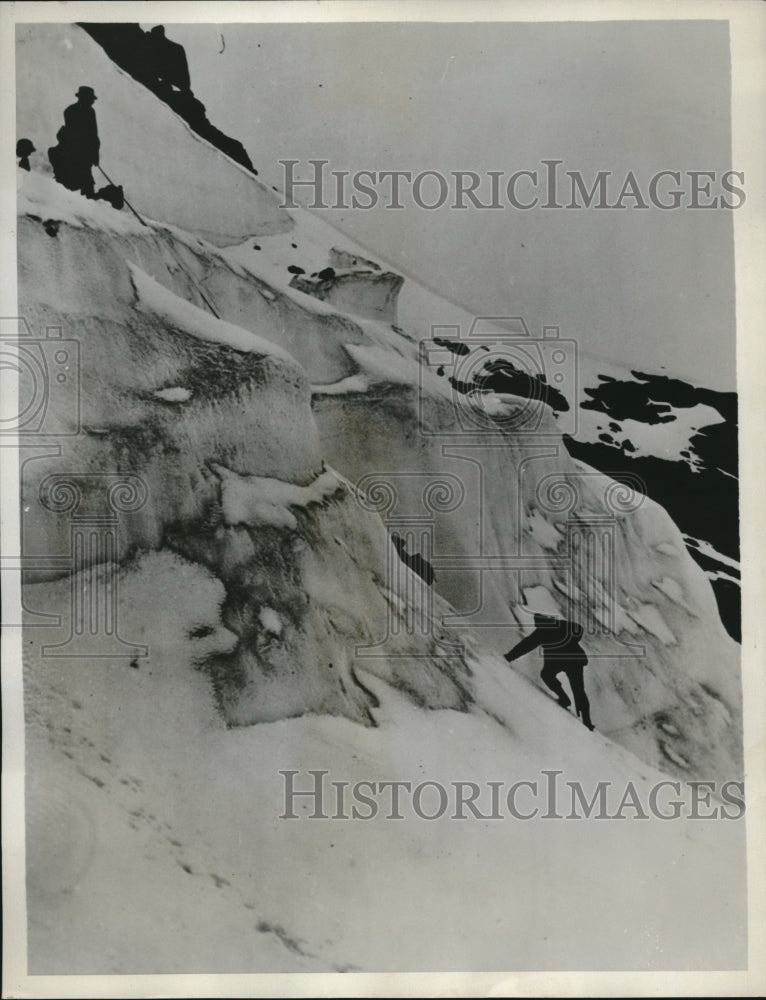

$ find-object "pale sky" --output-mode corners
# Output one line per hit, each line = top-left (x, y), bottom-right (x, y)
(166, 20), (736, 390)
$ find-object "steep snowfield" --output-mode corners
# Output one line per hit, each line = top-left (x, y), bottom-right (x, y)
(15, 23), (745, 974)
(24, 555), (745, 973)
(17, 165), (741, 777)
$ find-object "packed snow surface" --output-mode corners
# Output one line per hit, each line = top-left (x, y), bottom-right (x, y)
(24, 555), (746, 973)
(130, 263), (297, 364)
(213, 464), (343, 531)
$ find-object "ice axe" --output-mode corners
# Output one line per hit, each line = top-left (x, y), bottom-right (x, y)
(96, 164), (221, 320)
(96, 165), (147, 227)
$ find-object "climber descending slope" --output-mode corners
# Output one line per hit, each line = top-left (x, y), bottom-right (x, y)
(505, 614), (595, 731)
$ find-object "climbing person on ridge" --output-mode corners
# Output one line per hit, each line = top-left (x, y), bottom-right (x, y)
(146, 25), (191, 95)
(504, 613), (595, 731)
(48, 85), (100, 198)
(391, 532), (435, 586)
(16, 138), (35, 171)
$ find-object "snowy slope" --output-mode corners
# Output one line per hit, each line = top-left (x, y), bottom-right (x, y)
(24, 555), (745, 973)
(17, 164), (741, 778)
(16, 24), (290, 244)
(14, 22), (745, 975)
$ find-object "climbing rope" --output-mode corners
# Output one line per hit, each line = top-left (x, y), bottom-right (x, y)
(97, 164), (222, 319)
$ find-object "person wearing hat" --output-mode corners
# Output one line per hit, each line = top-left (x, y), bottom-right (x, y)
(16, 138), (35, 170)
(48, 85), (100, 197)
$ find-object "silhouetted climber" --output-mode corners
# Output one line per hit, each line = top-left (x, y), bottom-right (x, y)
(146, 25), (191, 95)
(504, 614), (594, 731)
(48, 85), (100, 198)
(79, 23), (258, 176)
(16, 138), (35, 170)
(391, 533), (435, 586)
